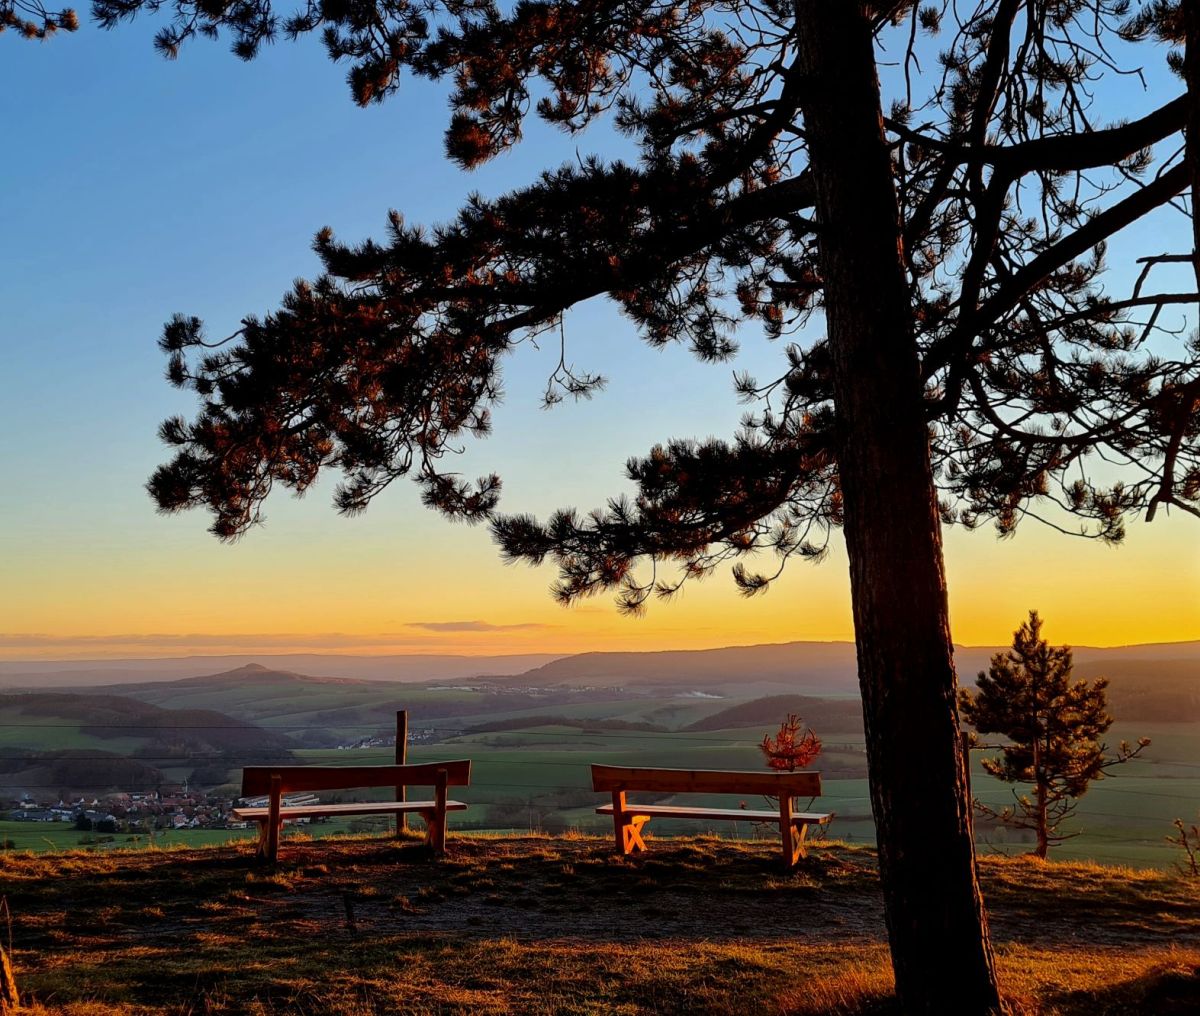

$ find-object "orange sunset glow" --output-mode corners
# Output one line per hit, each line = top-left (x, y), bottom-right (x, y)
(4, 512), (1196, 660)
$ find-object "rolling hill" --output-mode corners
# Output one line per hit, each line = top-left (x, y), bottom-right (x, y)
(684, 694), (865, 733)
(0, 652), (563, 688)
(2, 640), (1193, 749)
(518, 641), (867, 691)
(1074, 657), (1200, 721)
(512, 640), (1199, 717)
(91, 664), (663, 745)
(0, 691), (294, 792)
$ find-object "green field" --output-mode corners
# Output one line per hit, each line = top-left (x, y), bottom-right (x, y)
(0, 816), (395, 854)
(5, 676), (1197, 871)
(267, 718), (1198, 870)
(5, 717), (1195, 869)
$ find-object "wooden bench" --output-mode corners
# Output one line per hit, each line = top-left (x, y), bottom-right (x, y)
(592, 764), (831, 867)
(234, 760), (471, 863)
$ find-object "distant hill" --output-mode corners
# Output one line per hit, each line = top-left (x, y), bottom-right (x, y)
(464, 715), (669, 734)
(100, 662), (376, 694)
(0, 690), (294, 753)
(85, 665), (644, 745)
(522, 638), (1196, 691)
(4, 639), (1194, 690)
(520, 642), (867, 692)
(3, 640), (1193, 739)
(0, 691), (295, 792)
(1073, 657), (1200, 722)
(0, 749), (165, 793)
(0, 652), (564, 688)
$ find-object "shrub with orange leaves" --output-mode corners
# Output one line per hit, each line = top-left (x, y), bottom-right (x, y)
(759, 713), (821, 772)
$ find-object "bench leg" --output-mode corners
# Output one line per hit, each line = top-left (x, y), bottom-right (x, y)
(255, 818), (283, 864)
(621, 815), (649, 854)
(415, 808), (450, 856)
(254, 819), (269, 860)
(432, 769), (449, 856)
(416, 810), (436, 849)
(610, 791), (649, 855)
(264, 775), (282, 864)
(784, 821), (810, 867)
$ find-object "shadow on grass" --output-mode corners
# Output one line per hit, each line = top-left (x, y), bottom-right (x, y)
(1043, 956), (1200, 1016)
(4, 835), (1199, 1015)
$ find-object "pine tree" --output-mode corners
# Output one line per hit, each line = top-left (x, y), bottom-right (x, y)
(960, 612), (1150, 859)
(73, 1), (1200, 1011)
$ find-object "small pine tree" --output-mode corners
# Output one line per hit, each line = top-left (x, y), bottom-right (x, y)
(960, 611), (1149, 858)
(1167, 816), (1200, 878)
(760, 714), (821, 772)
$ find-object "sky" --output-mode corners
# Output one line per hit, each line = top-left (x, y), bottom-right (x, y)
(1, 19), (1198, 661)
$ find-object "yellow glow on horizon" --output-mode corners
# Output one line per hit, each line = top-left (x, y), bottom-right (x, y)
(3, 506), (1195, 661)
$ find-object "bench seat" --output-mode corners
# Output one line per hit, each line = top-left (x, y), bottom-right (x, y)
(233, 800), (468, 821)
(595, 802), (831, 824)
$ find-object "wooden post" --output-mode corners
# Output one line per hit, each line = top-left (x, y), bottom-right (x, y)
(433, 768), (449, 855)
(611, 790), (628, 854)
(395, 710), (408, 836)
(266, 774), (282, 865)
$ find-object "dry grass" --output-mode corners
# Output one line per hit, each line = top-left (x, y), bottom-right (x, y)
(0, 833), (1196, 1014)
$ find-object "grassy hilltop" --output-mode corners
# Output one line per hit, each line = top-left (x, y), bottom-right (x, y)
(0, 834), (1197, 1015)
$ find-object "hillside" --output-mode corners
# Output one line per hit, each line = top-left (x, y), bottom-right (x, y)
(1, 834), (1196, 1014)
(95, 665), (677, 745)
(1074, 658), (1200, 722)
(99, 662), (376, 696)
(0, 691), (293, 791)
(684, 694), (865, 733)
(0, 690), (294, 753)
(505, 639), (1200, 703)
(520, 641), (867, 691)
(5, 639), (1196, 709)
(0, 652), (564, 688)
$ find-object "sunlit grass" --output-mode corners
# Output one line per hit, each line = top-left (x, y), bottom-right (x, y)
(1, 833), (1196, 1014)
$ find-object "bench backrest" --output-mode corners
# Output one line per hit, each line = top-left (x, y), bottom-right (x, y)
(241, 760), (472, 797)
(591, 764), (821, 798)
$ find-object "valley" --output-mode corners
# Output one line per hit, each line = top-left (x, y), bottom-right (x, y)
(1, 640), (1196, 870)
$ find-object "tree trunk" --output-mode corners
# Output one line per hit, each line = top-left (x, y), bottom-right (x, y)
(794, 5), (1004, 1014)
(1033, 739), (1049, 859)
(1185, 0), (1200, 294)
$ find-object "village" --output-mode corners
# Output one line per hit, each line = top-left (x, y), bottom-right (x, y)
(3, 786), (319, 834)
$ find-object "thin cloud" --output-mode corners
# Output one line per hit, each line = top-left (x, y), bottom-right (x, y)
(404, 620), (553, 633)
(0, 629), (539, 650)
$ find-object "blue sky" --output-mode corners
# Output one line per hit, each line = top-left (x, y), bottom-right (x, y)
(1, 19), (1197, 658)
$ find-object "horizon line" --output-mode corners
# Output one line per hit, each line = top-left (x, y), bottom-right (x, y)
(2, 633), (1198, 668)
